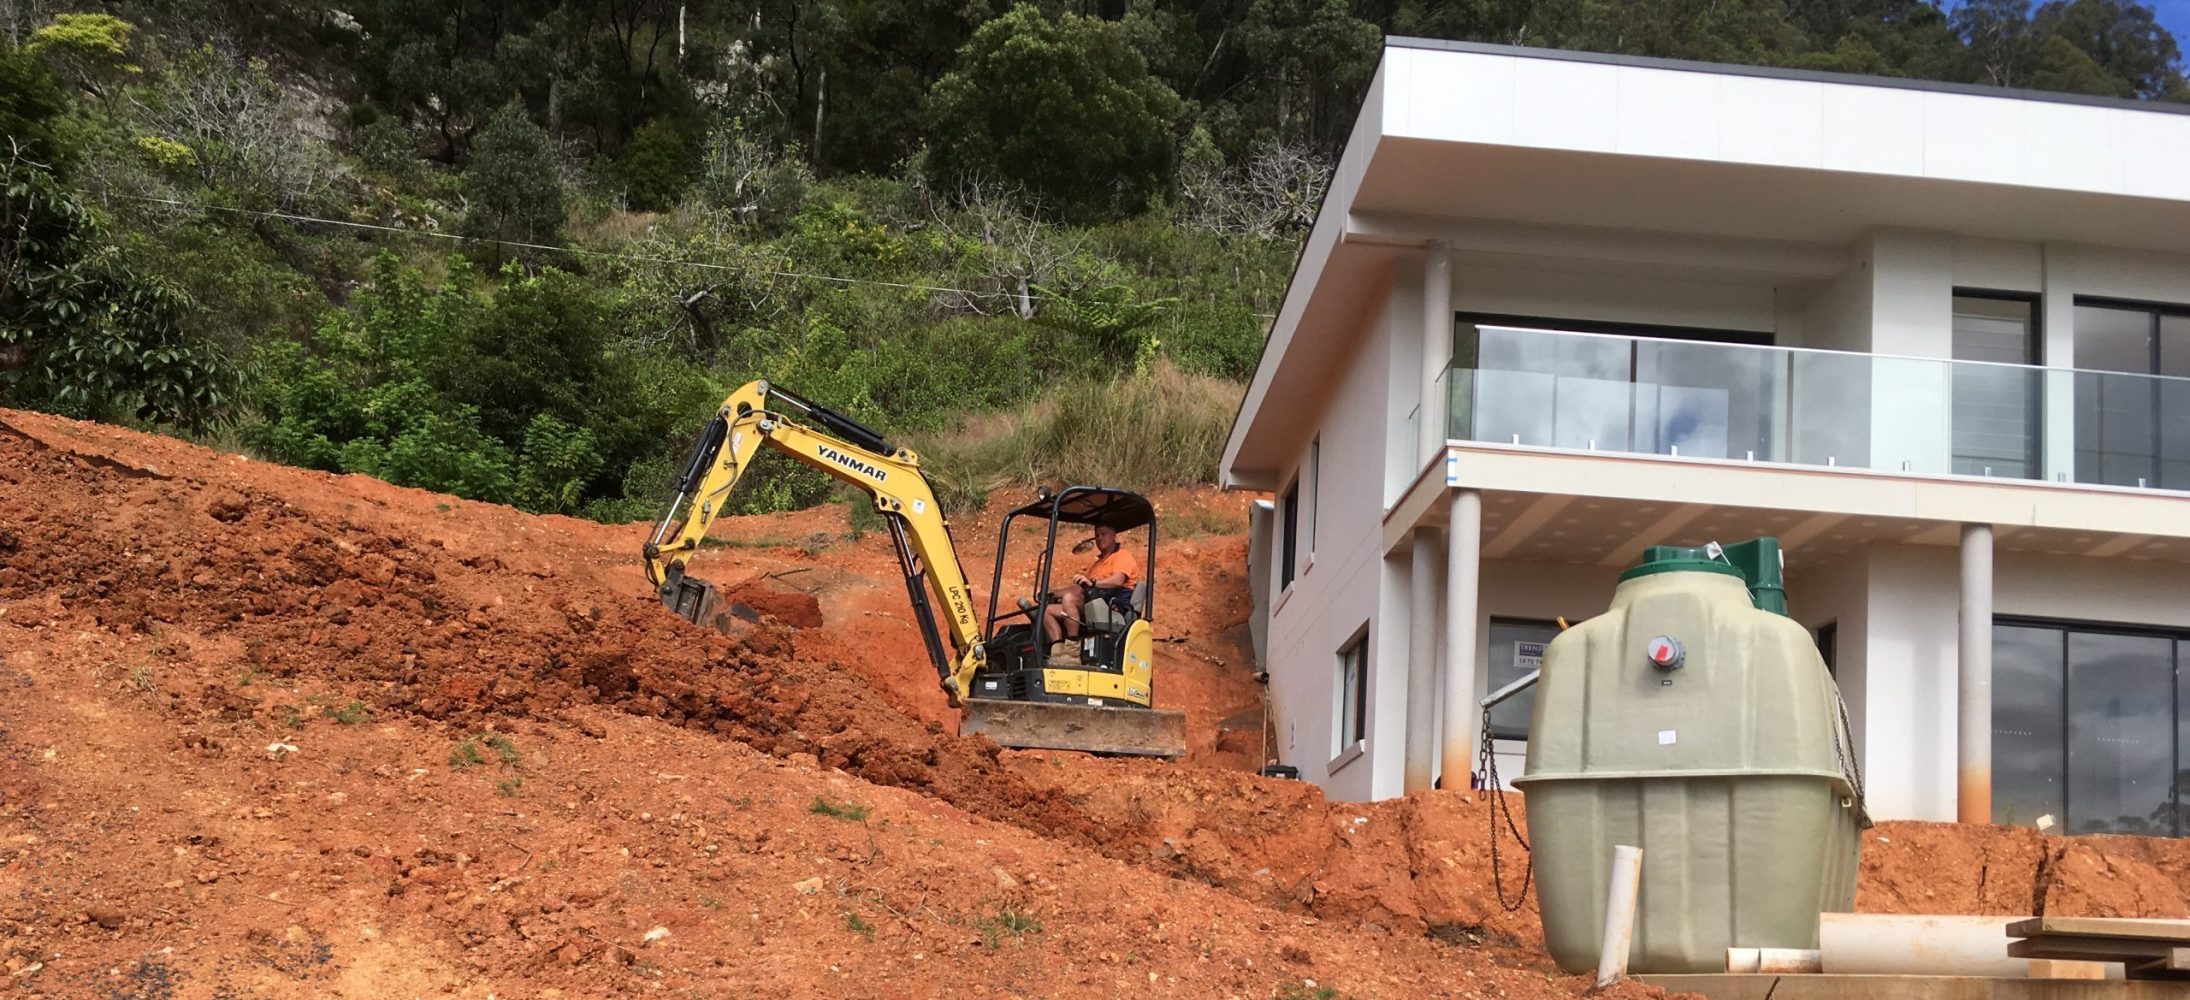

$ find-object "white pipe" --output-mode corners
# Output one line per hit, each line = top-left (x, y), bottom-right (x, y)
(1594, 845), (1643, 989)
(1818, 912), (2031, 977)
(1959, 523), (1994, 823)
(1725, 948), (1822, 974)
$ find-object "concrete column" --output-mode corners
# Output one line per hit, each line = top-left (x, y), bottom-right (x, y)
(1404, 529), (1440, 793)
(1439, 488), (1482, 788)
(1958, 523), (1994, 824)
(1418, 241), (1453, 465)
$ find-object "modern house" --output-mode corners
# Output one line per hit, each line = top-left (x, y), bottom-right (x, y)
(1225, 38), (2190, 835)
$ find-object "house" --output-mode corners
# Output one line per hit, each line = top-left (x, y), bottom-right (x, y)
(1224, 37), (2190, 835)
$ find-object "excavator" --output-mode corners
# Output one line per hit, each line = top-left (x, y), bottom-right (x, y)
(641, 380), (1188, 759)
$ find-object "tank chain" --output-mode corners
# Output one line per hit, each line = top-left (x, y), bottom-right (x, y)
(1479, 705), (1533, 913)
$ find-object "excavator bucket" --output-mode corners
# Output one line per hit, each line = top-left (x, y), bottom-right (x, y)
(960, 699), (1187, 760)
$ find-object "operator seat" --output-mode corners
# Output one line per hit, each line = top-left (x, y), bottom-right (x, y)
(1079, 580), (1146, 634)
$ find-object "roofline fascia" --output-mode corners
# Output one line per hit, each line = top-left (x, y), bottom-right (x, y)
(1387, 36), (2190, 118)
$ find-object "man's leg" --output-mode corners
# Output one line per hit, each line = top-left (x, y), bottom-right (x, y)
(1055, 588), (1085, 639)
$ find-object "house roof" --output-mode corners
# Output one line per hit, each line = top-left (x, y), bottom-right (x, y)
(1219, 39), (2190, 489)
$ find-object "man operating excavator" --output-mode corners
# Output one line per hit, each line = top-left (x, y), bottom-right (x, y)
(1041, 522), (1140, 656)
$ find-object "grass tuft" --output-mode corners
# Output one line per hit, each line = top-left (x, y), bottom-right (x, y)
(976, 909), (1042, 948)
(808, 796), (869, 822)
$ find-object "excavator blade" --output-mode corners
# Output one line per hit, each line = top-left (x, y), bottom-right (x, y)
(960, 699), (1187, 760)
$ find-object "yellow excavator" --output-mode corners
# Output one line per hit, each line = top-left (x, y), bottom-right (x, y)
(642, 380), (1188, 758)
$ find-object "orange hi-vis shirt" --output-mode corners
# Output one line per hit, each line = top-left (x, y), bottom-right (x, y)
(1086, 546), (1141, 588)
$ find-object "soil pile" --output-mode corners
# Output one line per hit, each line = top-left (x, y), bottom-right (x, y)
(3, 407), (2187, 999)
(0, 410), (1630, 999)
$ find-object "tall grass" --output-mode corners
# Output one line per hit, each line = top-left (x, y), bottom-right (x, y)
(918, 362), (1242, 510)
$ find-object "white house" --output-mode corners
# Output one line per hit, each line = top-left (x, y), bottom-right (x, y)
(1225, 38), (2190, 835)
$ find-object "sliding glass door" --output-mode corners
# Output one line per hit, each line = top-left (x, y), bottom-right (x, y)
(1992, 619), (2186, 836)
(2074, 302), (2190, 489)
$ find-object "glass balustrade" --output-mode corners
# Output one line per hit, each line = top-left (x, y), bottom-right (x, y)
(1444, 324), (2190, 491)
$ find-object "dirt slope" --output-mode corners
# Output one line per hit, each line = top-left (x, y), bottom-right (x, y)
(1, 407), (2186, 999)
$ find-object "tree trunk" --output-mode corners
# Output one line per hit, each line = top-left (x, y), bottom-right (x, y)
(812, 68), (827, 165)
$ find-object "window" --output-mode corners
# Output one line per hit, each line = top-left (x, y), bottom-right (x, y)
(1279, 477), (1299, 591)
(1305, 438), (1319, 558)
(2073, 300), (2190, 489)
(1487, 618), (1560, 740)
(1334, 628), (1369, 757)
(1815, 621), (1838, 679)
(1992, 619), (2187, 837)
(1951, 293), (2041, 479)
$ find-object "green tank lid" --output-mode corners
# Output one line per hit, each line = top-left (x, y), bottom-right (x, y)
(1619, 537), (1789, 617)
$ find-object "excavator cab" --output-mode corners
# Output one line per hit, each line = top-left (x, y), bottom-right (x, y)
(961, 486), (1186, 758)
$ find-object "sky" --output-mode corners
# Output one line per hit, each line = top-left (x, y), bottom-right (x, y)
(2154, 0), (2190, 49)
(1936, 0), (2190, 56)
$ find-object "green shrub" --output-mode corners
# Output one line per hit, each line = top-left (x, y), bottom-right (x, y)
(618, 118), (699, 211)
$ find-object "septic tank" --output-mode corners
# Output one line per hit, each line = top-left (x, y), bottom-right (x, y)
(1513, 538), (1863, 974)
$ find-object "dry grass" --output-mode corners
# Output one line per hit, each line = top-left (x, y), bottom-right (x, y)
(918, 362), (1242, 511)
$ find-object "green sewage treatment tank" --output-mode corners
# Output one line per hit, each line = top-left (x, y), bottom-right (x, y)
(1513, 538), (1863, 974)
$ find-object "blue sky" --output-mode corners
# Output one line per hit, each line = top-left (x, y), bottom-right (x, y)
(2152, 0), (2190, 48)
(1936, 1), (2190, 54)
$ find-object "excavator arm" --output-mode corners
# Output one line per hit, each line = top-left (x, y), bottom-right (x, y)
(642, 380), (987, 704)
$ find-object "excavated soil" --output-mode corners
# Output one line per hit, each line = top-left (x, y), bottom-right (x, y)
(0, 407), (2185, 998)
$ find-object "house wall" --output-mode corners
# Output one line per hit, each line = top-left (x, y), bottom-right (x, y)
(1453, 264), (1780, 333)
(1849, 543), (2190, 821)
(1266, 286), (1400, 801)
(1385, 271), (1425, 505)
(1787, 551), (1870, 753)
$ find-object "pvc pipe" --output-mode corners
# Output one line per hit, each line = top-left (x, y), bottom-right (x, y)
(1819, 913), (2031, 977)
(1594, 845), (1643, 989)
(1725, 948), (1822, 974)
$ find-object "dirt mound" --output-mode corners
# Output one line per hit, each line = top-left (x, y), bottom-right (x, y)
(716, 576), (826, 629)
(1861, 821), (2190, 918)
(3, 406), (2187, 998)
(0, 409), (1655, 998)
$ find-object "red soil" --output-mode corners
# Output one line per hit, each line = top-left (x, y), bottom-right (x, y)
(0, 407), (2183, 999)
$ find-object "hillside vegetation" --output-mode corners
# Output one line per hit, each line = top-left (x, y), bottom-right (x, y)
(2, 0), (2185, 518)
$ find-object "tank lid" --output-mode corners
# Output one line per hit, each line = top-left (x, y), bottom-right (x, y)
(1619, 546), (1745, 582)
(1619, 537), (1789, 617)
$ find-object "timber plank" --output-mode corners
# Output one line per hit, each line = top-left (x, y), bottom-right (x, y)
(1640, 973), (2189, 999)
(2004, 918), (2190, 942)
(2008, 938), (2176, 962)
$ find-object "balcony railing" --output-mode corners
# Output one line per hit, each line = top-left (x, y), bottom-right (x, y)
(1447, 325), (2190, 491)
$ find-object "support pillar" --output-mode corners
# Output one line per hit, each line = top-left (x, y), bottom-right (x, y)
(1418, 241), (1453, 464)
(1404, 529), (1440, 793)
(1958, 522), (1994, 824)
(1439, 488), (1482, 788)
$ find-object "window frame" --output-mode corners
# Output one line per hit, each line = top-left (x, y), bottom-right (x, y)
(1277, 476), (1300, 595)
(1992, 613), (2186, 837)
(2070, 295), (2190, 489)
(1305, 436), (1319, 561)
(1949, 289), (2044, 479)
(1486, 616), (1560, 741)
(1331, 624), (1370, 771)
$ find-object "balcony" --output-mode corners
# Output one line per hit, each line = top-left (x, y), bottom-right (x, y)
(1447, 325), (2190, 492)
